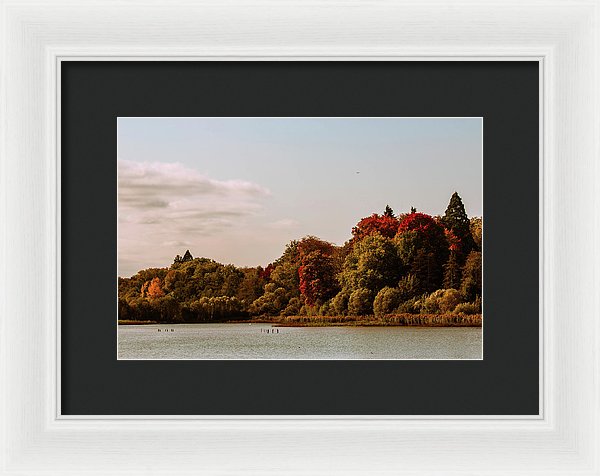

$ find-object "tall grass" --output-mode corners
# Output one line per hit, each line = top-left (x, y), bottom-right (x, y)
(273, 313), (481, 327)
(118, 319), (158, 325)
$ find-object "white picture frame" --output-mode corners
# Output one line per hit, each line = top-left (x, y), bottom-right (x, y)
(1, 0), (598, 474)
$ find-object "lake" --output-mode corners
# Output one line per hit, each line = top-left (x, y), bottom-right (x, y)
(118, 323), (482, 359)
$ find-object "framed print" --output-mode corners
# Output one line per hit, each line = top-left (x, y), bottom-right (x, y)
(1, 1), (599, 475)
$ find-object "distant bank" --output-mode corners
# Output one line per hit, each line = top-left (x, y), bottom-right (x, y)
(118, 313), (481, 327)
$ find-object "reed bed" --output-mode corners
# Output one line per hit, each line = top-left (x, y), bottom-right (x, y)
(118, 319), (159, 325)
(274, 313), (482, 327)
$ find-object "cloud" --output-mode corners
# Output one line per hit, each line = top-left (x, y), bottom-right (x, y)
(267, 218), (300, 230)
(118, 159), (270, 275)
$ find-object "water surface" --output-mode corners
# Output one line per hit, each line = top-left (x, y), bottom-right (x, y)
(118, 323), (482, 359)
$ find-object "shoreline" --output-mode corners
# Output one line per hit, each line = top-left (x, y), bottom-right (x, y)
(119, 313), (482, 328)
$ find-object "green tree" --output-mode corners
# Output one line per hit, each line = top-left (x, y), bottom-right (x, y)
(118, 298), (132, 320)
(373, 287), (402, 317)
(347, 288), (373, 316)
(235, 267), (266, 305)
(422, 289), (462, 314)
(282, 297), (302, 316)
(461, 251), (482, 301)
(443, 252), (462, 289)
(331, 291), (350, 316)
(250, 283), (290, 316)
(397, 274), (420, 302)
(340, 234), (402, 296)
(470, 217), (483, 251)
(270, 240), (301, 297)
(152, 295), (182, 322)
(409, 249), (440, 294)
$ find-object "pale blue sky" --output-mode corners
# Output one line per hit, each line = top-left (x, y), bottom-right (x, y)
(118, 117), (482, 276)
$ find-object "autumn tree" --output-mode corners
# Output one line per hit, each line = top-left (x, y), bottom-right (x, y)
(119, 268), (167, 301)
(298, 250), (339, 306)
(146, 277), (165, 299)
(118, 195), (482, 321)
(395, 212), (449, 293)
(351, 213), (399, 241)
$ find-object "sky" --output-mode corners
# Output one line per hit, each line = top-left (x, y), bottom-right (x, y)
(118, 117), (482, 277)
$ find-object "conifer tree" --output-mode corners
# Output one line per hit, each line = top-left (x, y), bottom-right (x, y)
(441, 192), (475, 259)
(384, 205), (395, 218)
(442, 192), (470, 236)
(182, 250), (193, 262)
(443, 252), (462, 289)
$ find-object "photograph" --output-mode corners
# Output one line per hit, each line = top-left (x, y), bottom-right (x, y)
(117, 117), (483, 360)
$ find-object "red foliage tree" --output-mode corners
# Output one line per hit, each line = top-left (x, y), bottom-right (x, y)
(259, 263), (274, 280)
(297, 235), (335, 258)
(351, 213), (400, 241)
(296, 237), (339, 306)
(396, 212), (449, 293)
(397, 212), (443, 237)
(444, 228), (461, 252)
(298, 251), (339, 306)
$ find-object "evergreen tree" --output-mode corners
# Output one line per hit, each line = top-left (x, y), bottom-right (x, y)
(410, 249), (440, 294)
(441, 192), (475, 258)
(442, 192), (470, 236)
(384, 205), (395, 218)
(182, 250), (193, 262)
(443, 252), (462, 289)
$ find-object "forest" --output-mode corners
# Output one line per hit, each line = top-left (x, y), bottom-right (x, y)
(118, 192), (482, 325)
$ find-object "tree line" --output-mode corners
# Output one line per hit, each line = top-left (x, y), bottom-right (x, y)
(118, 192), (482, 323)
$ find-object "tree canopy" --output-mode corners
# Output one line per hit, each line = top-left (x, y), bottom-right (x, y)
(118, 192), (482, 322)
